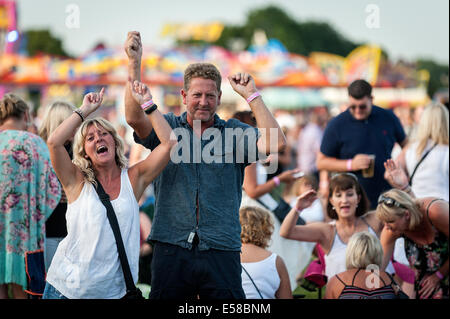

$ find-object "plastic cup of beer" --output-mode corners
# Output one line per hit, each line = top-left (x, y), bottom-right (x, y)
(362, 155), (376, 178)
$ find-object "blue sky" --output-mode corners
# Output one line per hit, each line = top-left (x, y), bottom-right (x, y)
(16, 0), (449, 64)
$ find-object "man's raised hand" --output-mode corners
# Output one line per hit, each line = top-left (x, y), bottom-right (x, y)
(125, 31), (142, 62)
(228, 72), (258, 100)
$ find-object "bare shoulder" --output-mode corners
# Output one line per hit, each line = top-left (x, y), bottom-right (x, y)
(65, 177), (86, 204)
(325, 272), (347, 299)
(127, 163), (140, 184)
(422, 197), (449, 213)
(363, 210), (383, 232)
(275, 254), (287, 270)
(241, 245), (271, 263)
(422, 198), (449, 235)
(319, 221), (337, 251)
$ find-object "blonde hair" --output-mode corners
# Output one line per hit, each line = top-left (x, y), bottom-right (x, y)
(39, 101), (76, 141)
(376, 189), (422, 230)
(0, 93), (29, 124)
(415, 102), (449, 157)
(345, 231), (383, 269)
(72, 117), (128, 186)
(240, 206), (274, 248)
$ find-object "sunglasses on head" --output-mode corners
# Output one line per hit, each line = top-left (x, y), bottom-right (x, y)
(349, 103), (368, 111)
(378, 195), (407, 209)
(331, 172), (358, 181)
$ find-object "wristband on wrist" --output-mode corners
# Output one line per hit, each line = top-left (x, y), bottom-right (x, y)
(346, 159), (353, 171)
(141, 99), (154, 110)
(73, 109), (84, 122)
(144, 103), (158, 115)
(246, 92), (261, 104)
(273, 176), (281, 186)
(435, 270), (444, 280)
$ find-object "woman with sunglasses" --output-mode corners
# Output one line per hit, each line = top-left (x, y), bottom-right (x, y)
(376, 189), (449, 299)
(280, 173), (393, 280)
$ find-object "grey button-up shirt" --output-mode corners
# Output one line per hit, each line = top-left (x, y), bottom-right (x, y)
(134, 112), (260, 251)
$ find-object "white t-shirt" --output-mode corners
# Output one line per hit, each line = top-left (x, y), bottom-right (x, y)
(46, 169), (140, 299)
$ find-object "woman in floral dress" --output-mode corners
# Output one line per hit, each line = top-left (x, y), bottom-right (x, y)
(0, 94), (61, 298)
(376, 189), (448, 299)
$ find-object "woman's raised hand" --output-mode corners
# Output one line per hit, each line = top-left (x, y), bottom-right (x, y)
(130, 80), (152, 105)
(295, 189), (317, 212)
(80, 87), (105, 117)
(384, 159), (409, 189)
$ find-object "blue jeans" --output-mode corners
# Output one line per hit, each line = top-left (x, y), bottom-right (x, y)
(42, 282), (68, 299)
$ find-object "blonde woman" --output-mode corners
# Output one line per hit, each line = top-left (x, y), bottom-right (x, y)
(377, 189), (449, 299)
(389, 103), (449, 200)
(240, 206), (292, 299)
(38, 101), (76, 270)
(325, 231), (406, 299)
(43, 83), (176, 299)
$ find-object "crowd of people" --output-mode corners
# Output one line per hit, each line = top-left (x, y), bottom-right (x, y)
(0, 31), (448, 300)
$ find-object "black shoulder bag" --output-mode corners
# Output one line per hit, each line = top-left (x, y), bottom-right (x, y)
(94, 178), (144, 300)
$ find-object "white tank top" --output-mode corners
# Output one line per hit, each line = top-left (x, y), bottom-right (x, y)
(46, 169), (140, 299)
(241, 253), (280, 299)
(324, 219), (395, 279)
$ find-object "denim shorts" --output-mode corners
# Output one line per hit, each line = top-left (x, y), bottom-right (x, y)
(42, 282), (69, 299)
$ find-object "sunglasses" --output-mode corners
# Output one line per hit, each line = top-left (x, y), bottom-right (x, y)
(349, 103), (368, 111)
(378, 195), (407, 209)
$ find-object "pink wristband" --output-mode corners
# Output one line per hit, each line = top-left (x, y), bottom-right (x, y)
(141, 100), (154, 110)
(436, 271), (444, 280)
(346, 159), (353, 171)
(246, 92), (261, 104)
(273, 176), (281, 186)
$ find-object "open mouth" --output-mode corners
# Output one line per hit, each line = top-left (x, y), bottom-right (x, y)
(96, 145), (108, 154)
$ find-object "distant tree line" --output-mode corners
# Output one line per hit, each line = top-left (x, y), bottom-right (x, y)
(21, 5), (449, 97)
